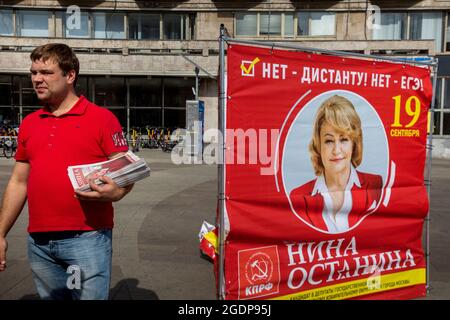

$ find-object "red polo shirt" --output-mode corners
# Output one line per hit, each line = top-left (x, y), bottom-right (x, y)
(15, 96), (129, 233)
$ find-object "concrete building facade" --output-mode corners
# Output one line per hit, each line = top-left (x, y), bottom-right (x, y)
(0, 0), (449, 154)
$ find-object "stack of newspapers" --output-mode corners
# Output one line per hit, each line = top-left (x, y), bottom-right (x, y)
(67, 151), (151, 192)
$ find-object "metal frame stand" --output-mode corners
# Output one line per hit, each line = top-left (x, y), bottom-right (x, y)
(426, 61), (439, 294)
(217, 29), (438, 300)
(217, 24), (227, 300)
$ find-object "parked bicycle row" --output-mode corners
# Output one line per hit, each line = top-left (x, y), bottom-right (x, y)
(0, 125), (19, 137)
(0, 126), (185, 159)
(125, 126), (184, 153)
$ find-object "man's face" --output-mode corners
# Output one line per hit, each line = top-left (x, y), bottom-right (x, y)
(30, 58), (73, 104)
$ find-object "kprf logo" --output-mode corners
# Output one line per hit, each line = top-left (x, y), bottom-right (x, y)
(238, 246), (280, 299)
(245, 252), (272, 284)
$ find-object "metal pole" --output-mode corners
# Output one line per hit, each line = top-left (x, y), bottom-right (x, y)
(426, 59), (439, 294)
(162, 78), (165, 128)
(222, 37), (437, 67)
(195, 66), (199, 101)
(126, 77), (130, 137)
(218, 23), (226, 300)
(19, 78), (23, 124)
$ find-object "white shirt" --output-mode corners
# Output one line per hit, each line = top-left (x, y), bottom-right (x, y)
(311, 166), (361, 233)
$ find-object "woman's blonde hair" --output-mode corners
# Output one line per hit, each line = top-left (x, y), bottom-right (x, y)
(309, 95), (363, 176)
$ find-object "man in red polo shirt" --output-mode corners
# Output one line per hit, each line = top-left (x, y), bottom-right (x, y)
(0, 43), (133, 300)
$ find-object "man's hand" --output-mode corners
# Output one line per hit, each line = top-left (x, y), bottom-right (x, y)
(74, 176), (133, 202)
(0, 236), (8, 272)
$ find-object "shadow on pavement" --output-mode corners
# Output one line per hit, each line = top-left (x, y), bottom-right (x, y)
(109, 278), (159, 300)
(19, 278), (159, 300)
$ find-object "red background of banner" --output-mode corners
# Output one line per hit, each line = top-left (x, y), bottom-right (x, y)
(221, 44), (432, 300)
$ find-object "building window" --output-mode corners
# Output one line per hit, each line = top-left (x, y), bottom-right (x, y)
(372, 12), (407, 40)
(435, 76), (442, 109)
(163, 77), (194, 109)
(433, 78), (450, 136)
(444, 78), (450, 109)
(372, 11), (445, 52)
(410, 12), (443, 53)
(130, 109), (162, 127)
(0, 75), (26, 125)
(164, 108), (186, 128)
(297, 12), (336, 36)
(93, 12), (125, 39)
(129, 13), (192, 40)
(188, 13), (196, 40)
(236, 13), (257, 36)
(446, 12), (450, 52)
(163, 14), (187, 40)
(75, 76), (90, 100)
(432, 78), (442, 135)
(129, 77), (162, 108)
(443, 113), (450, 135)
(64, 11), (90, 38)
(0, 74), (197, 129)
(162, 77), (193, 128)
(0, 75), (12, 106)
(0, 10), (13, 36)
(16, 10), (50, 37)
(6, 9), (193, 40)
(260, 13), (281, 35)
(16, 76), (39, 106)
(130, 78), (163, 126)
(129, 14), (160, 40)
(433, 111), (440, 135)
(110, 109), (127, 128)
(284, 13), (294, 37)
(0, 106), (16, 125)
(94, 77), (126, 107)
(235, 12), (298, 37)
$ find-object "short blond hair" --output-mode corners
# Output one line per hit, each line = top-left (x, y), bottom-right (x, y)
(309, 95), (363, 176)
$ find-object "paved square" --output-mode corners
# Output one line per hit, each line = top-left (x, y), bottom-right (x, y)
(0, 150), (448, 299)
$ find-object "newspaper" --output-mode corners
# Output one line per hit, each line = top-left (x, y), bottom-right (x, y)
(67, 151), (150, 192)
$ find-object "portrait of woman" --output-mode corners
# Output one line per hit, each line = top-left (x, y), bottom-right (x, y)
(289, 95), (382, 233)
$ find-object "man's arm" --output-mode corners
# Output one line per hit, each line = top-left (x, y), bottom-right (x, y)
(74, 152), (134, 202)
(0, 161), (30, 272)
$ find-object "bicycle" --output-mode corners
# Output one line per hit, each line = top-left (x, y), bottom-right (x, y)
(161, 127), (184, 153)
(144, 127), (159, 149)
(0, 125), (18, 158)
(1, 136), (17, 158)
(128, 128), (141, 153)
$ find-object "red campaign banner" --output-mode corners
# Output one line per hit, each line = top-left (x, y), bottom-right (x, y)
(220, 44), (432, 300)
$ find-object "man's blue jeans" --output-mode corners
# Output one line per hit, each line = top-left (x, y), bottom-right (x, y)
(28, 229), (112, 300)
